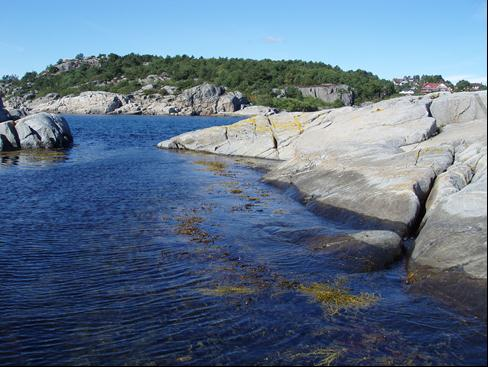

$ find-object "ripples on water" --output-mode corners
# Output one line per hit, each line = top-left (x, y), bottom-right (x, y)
(0, 115), (486, 365)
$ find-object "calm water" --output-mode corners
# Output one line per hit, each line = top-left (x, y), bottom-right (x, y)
(0, 115), (486, 365)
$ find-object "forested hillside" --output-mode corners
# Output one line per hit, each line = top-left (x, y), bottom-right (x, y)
(3, 53), (396, 110)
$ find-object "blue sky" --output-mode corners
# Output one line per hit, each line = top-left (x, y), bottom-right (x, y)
(1, 0), (486, 83)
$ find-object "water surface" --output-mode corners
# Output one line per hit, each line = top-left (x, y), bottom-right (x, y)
(0, 115), (486, 365)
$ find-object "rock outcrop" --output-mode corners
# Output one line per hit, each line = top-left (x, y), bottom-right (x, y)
(0, 112), (73, 152)
(158, 91), (487, 317)
(28, 91), (126, 115)
(10, 83), (250, 117)
(174, 83), (248, 115)
(298, 84), (354, 106)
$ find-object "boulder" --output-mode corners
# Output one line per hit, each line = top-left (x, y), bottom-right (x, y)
(162, 85), (178, 95)
(0, 120), (20, 151)
(216, 91), (248, 113)
(174, 83), (248, 115)
(15, 112), (73, 149)
(429, 91), (487, 127)
(175, 83), (225, 115)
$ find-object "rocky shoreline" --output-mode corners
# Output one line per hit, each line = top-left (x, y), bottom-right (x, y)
(3, 83), (279, 118)
(158, 91), (487, 318)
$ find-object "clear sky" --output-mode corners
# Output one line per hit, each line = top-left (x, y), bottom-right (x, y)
(1, 0), (486, 83)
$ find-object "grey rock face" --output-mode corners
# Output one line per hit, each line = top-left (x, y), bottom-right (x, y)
(412, 143), (487, 280)
(430, 91), (487, 127)
(0, 120), (20, 151)
(174, 83), (247, 115)
(14, 113), (73, 150)
(298, 84), (354, 106)
(175, 83), (224, 115)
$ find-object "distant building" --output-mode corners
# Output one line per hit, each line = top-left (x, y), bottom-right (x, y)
(469, 83), (485, 91)
(420, 82), (451, 94)
(393, 78), (408, 86)
(399, 90), (415, 95)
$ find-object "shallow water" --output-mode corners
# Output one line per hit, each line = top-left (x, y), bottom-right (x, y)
(0, 115), (486, 365)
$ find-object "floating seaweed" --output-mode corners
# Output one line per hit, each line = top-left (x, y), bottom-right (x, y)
(291, 347), (345, 366)
(175, 215), (216, 244)
(298, 281), (379, 316)
(194, 160), (227, 173)
(200, 285), (255, 296)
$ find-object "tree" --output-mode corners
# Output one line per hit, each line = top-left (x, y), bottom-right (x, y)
(47, 65), (59, 74)
(75, 53), (84, 60)
(455, 80), (471, 92)
(421, 75), (444, 83)
(1, 74), (19, 82)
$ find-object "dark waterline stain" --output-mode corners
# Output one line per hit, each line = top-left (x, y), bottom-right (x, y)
(0, 114), (486, 365)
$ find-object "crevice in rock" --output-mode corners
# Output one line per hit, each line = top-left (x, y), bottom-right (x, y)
(425, 101), (433, 118)
(265, 116), (280, 153)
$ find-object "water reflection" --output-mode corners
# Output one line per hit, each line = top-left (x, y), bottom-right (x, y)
(0, 148), (70, 168)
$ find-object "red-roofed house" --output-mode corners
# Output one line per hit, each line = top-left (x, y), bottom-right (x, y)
(421, 82), (451, 94)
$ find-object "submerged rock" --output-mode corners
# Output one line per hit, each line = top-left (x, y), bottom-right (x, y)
(307, 230), (402, 272)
